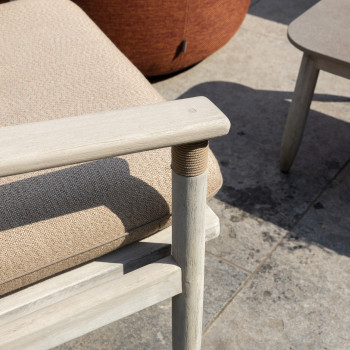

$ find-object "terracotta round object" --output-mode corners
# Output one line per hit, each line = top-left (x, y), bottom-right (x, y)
(73, 0), (250, 76)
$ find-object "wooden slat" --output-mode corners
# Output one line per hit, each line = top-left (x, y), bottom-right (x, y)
(0, 97), (230, 177)
(0, 206), (219, 326)
(0, 257), (181, 350)
(315, 57), (350, 80)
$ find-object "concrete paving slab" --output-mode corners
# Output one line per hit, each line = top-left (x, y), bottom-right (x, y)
(203, 237), (350, 350)
(57, 254), (248, 349)
(209, 197), (288, 272)
(203, 239), (350, 349)
(202, 165), (350, 349)
(292, 162), (350, 258)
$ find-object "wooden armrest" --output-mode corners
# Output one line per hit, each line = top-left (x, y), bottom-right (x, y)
(0, 97), (229, 177)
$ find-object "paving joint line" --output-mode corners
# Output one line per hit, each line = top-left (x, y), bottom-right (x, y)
(286, 156), (350, 234)
(203, 158), (350, 336)
(205, 250), (253, 274)
(203, 230), (288, 335)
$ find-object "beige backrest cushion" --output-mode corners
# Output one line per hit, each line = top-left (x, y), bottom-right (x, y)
(0, 0), (222, 296)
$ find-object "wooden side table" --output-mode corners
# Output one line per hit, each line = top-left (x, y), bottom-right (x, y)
(280, 0), (350, 172)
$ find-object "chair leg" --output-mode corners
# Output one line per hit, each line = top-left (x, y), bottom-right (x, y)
(280, 53), (319, 172)
(171, 142), (208, 350)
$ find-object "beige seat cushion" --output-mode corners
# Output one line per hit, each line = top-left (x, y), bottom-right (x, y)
(0, 0), (222, 296)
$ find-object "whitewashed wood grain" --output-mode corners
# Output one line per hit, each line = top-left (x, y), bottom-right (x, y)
(172, 171), (207, 350)
(0, 257), (181, 350)
(315, 57), (350, 79)
(0, 97), (230, 177)
(0, 205), (218, 327)
(280, 53), (319, 172)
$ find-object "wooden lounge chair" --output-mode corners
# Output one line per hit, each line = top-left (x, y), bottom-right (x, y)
(0, 0), (230, 349)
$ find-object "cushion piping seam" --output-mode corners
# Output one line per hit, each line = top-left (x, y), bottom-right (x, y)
(0, 183), (221, 288)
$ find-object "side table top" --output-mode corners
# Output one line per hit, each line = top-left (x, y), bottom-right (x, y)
(288, 0), (350, 67)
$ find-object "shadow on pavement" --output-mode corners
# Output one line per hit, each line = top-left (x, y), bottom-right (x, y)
(178, 81), (350, 257)
(249, 0), (319, 25)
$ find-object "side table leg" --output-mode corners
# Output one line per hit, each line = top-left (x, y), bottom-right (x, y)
(280, 53), (319, 172)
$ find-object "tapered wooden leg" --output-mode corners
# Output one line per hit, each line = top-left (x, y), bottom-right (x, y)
(171, 142), (208, 350)
(280, 53), (319, 172)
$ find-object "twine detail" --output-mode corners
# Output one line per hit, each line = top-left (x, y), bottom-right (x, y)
(171, 141), (209, 177)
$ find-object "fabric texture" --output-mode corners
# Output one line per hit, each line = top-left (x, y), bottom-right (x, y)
(0, 0), (223, 296)
(72, 0), (250, 76)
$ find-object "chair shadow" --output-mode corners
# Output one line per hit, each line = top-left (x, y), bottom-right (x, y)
(248, 0), (319, 25)
(0, 157), (169, 232)
(97, 240), (172, 274)
(177, 81), (350, 257)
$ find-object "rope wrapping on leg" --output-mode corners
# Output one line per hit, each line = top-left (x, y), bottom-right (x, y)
(171, 141), (208, 177)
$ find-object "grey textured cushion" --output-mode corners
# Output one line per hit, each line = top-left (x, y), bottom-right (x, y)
(0, 0), (222, 296)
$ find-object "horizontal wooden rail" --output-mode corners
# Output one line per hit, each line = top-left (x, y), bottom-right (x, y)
(0, 206), (219, 326)
(0, 257), (181, 350)
(0, 97), (230, 177)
